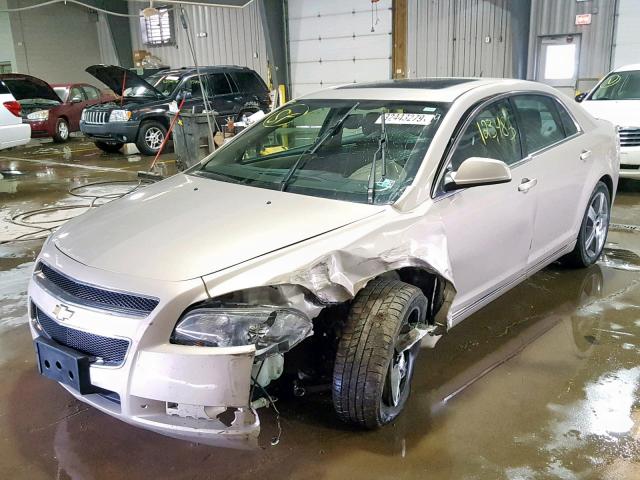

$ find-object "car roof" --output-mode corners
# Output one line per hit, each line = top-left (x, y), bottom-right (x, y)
(158, 65), (255, 76)
(613, 64), (640, 73)
(299, 77), (539, 103)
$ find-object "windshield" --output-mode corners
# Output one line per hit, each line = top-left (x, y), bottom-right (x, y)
(123, 73), (179, 98)
(195, 99), (448, 204)
(54, 87), (68, 102)
(590, 70), (640, 101)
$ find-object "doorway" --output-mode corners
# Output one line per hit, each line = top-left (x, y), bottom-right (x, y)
(535, 35), (581, 96)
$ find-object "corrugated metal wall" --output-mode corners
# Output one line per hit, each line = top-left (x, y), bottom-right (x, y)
(128, 2), (268, 81)
(407, 0), (513, 78)
(527, 0), (616, 91)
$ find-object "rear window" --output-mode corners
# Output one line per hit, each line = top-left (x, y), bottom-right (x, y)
(0, 81), (9, 95)
(231, 71), (267, 94)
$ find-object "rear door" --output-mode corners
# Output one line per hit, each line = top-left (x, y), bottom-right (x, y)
(511, 94), (589, 267)
(432, 97), (539, 322)
(208, 73), (237, 117)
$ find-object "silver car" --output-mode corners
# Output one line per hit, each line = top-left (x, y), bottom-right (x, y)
(28, 78), (618, 447)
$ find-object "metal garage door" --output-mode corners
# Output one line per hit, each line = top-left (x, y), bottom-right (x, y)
(287, 0), (392, 98)
(614, 0), (640, 68)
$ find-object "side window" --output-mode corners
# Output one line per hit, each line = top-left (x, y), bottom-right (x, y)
(513, 95), (566, 153)
(69, 86), (84, 102)
(449, 99), (522, 172)
(555, 101), (579, 137)
(210, 73), (232, 95)
(82, 86), (99, 100)
(183, 76), (204, 98)
(231, 72), (267, 93)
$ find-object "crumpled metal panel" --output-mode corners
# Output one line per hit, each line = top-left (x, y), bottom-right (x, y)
(202, 204), (457, 328)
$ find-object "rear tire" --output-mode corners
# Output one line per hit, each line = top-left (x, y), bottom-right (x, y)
(562, 181), (610, 268)
(94, 141), (123, 154)
(332, 277), (428, 428)
(136, 120), (167, 156)
(52, 118), (69, 143)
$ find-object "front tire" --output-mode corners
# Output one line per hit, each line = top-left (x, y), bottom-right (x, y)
(136, 120), (167, 156)
(562, 181), (610, 268)
(332, 277), (428, 428)
(52, 118), (69, 143)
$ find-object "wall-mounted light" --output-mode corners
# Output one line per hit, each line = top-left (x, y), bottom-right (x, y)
(142, 1), (159, 18)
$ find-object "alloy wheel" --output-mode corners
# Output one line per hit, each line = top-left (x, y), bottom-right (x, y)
(584, 191), (608, 259)
(144, 127), (164, 150)
(58, 121), (69, 140)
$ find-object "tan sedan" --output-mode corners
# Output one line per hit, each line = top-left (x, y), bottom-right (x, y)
(28, 78), (618, 446)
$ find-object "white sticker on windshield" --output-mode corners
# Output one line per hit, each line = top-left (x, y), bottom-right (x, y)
(375, 113), (435, 125)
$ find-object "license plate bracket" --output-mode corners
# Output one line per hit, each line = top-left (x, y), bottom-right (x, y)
(34, 336), (99, 395)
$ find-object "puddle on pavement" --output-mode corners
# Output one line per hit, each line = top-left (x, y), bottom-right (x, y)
(0, 140), (637, 479)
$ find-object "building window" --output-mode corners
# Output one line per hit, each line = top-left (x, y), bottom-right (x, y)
(140, 7), (175, 47)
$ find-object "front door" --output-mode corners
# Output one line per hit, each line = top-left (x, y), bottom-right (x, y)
(431, 98), (538, 324)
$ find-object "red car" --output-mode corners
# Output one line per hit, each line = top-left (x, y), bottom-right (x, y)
(0, 74), (116, 142)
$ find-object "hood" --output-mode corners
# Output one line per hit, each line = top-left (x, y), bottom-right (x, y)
(581, 99), (640, 127)
(0, 73), (60, 102)
(51, 174), (384, 282)
(85, 64), (161, 97)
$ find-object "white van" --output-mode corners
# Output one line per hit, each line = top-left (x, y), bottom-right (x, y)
(0, 79), (31, 150)
(577, 64), (640, 180)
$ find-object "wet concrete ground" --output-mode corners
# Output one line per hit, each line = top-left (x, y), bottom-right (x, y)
(1, 139), (639, 479)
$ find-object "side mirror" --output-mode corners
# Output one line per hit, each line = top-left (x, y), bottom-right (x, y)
(444, 157), (512, 192)
(70, 95), (83, 103)
(575, 92), (587, 103)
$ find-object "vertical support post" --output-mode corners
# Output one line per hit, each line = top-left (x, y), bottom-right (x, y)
(259, 0), (290, 92)
(510, 0), (532, 79)
(392, 0), (408, 79)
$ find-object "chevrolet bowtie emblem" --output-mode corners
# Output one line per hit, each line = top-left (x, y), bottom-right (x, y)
(53, 304), (74, 322)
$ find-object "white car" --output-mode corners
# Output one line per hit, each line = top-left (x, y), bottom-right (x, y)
(0, 80), (30, 150)
(28, 78), (618, 447)
(577, 63), (640, 179)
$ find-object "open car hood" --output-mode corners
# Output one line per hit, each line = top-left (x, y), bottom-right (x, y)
(85, 64), (162, 97)
(0, 73), (60, 102)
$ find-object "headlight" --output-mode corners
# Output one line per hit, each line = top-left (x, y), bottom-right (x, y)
(171, 306), (312, 355)
(27, 110), (49, 121)
(109, 109), (131, 122)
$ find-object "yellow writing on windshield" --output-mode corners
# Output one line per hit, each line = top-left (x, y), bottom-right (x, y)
(605, 74), (621, 87)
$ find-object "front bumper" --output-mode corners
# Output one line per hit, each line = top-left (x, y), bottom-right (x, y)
(28, 248), (260, 447)
(80, 120), (140, 144)
(25, 119), (52, 138)
(620, 146), (640, 180)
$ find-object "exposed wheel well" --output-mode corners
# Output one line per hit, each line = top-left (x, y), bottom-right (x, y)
(381, 267), (447, 325)
(599, 174), (614, 199)
(141, 116), (169, 128)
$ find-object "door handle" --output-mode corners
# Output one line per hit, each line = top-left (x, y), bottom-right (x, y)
(580, 149), (592, 161)
(518, 178), (537, 193)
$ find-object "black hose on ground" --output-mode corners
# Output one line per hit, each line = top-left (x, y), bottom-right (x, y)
(0, 179), (154, 245)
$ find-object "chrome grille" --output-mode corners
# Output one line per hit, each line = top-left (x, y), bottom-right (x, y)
(619, 127), (640, 147)
(35, 262), (159, 316)
(83, 110), (109, 124)
(34, 304), (129, 366)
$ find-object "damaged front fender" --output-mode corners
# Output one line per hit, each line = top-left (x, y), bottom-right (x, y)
(202, 205), (457, 330)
